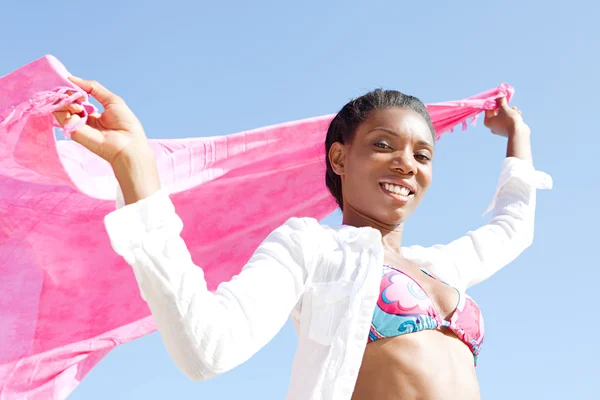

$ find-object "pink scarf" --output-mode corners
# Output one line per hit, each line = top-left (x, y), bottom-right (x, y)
(0, 55), (514, 399)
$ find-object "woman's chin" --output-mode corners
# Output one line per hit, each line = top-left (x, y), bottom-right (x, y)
(371, 207), (413, 227)
(343, 201), (415, 227)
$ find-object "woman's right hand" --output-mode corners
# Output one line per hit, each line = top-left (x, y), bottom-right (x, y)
(53, 76), (151, 165)
(54, 76), (161, 204)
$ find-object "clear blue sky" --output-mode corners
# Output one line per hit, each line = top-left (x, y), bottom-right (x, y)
(2, 1), (598, 398)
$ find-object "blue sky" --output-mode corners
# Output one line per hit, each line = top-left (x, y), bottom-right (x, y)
(1, 0), (598, 398)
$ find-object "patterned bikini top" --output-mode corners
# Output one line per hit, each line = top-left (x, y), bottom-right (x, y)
(368, 265), (485, 365)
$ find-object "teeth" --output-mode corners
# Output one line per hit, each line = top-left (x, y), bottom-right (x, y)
(383, 183), (411, 196)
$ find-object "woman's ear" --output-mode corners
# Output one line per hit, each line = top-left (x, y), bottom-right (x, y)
(328, 142), (346, 176)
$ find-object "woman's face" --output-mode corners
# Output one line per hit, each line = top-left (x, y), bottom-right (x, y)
(330, 107), (434, 225)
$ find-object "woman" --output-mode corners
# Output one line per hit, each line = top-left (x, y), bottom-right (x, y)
(54, 77), (548, 400)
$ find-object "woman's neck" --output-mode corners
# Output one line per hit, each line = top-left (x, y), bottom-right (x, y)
(342, 208), (404, 254)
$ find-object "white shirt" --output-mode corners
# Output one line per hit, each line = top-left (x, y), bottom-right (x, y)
(104, 157), (552, 400)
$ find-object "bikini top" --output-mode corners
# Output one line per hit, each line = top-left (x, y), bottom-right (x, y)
(369, 265), (485, 365)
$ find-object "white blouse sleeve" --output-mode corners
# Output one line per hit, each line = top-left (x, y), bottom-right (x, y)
(404, 157), (552, 290)
(104, 190), (315, 381)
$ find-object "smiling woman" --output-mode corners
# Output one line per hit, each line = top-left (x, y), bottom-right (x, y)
(324, 91), (483, 399)
(52, 80), (551, 400)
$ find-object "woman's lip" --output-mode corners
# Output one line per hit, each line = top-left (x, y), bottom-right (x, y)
(379, 183), (413, 204)
(379, 179), (416, 194)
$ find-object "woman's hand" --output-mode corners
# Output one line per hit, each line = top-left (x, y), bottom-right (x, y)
(483, 96), (526, 137)
(53, 77), (161, 204)
(53, 76), (151, 164)
(484, 96), (533, 164)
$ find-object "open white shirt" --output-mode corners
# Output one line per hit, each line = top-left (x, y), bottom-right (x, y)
(104, 157), (552, 400)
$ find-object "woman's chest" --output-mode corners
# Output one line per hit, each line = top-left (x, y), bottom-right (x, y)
(383, 252), (460, 321)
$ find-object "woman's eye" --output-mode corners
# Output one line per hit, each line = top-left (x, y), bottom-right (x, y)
(415, 153), (431, 161)
(374, 142), (392, 150)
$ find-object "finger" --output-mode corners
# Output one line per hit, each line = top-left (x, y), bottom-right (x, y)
(85, 113), (104, 130)
(66, 103), (84, 114)
(485, 109), (498, 119)
(69, 76), (122, 108)
(66, 90), (85, 104)
(53, 108), (105, 151)
(512, 106), (522, 115)
(52, 103), (85, 123)
(53, 110), (71, 126)
(70, 121), (106, 153)
(497, 96), (510, 110)
(51, 90), (85, 106)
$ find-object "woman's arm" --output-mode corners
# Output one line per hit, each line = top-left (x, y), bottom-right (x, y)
(105, 192), (314, 380)
(506, 124), (532, 164)
(403, 98), (552, 290)
(436, 157), (550, 289)
(53, 78), (315, 380)
(492, 97), (534, 164)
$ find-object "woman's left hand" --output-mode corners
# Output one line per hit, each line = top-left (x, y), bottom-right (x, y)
(484, 96), (533, 163)
(484, 96), (527, 137)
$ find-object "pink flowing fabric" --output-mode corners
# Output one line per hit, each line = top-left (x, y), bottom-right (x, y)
(0, 55), (514, 399)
